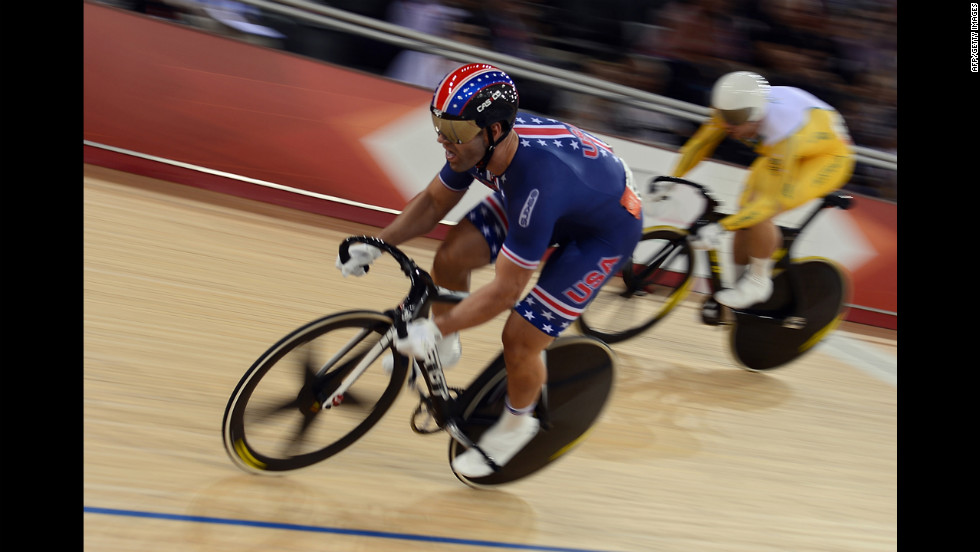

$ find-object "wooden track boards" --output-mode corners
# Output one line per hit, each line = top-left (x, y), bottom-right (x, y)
(84, 164), (897, 551)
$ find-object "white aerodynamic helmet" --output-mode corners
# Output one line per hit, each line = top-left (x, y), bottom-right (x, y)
(710, 71), (770, 125)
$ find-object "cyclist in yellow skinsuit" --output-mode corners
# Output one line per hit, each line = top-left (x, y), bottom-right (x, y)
(674, 71), (855, 308)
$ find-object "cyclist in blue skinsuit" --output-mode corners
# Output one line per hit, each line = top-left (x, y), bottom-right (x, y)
(337, 63), (642, 477)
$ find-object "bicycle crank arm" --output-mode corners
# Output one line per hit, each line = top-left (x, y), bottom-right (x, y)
(736, 310), (808, 330)
(445, 420), (502, 473)
(444, 420), (477, 449)
(782, 316), (807, 329)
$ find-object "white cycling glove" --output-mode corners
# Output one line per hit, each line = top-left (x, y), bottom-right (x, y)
(394, 319), (443, 364)
(689, 222), (724, 250)
(336, 243), (382, 277)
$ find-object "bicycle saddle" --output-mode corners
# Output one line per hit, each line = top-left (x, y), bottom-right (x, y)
(823, 192), (853, 210)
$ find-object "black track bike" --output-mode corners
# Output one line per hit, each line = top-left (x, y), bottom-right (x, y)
(222, 236), (616, 487)
(577, 176), (854, 371)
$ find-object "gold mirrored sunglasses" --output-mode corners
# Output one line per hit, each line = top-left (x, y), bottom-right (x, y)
(430, 111), (483, 144)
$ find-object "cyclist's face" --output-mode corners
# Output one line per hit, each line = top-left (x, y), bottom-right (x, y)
(723, 120), (760, 141)
(436, 126), (488, 171)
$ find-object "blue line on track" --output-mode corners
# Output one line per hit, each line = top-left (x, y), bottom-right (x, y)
(84, 506), (623, 552)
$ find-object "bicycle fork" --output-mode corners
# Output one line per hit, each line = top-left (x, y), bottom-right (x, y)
(701, 249), (727, 326)
(317, 328), (395, 409)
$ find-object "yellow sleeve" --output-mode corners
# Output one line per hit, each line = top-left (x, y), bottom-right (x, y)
(671, 115), (727, 177)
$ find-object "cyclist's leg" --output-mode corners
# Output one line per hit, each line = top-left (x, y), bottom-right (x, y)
(425, 193), (499, 367)
(431, 192), (498, 314)
(452, 237), (633, 477)
(449, 331), (616, 486)
(722, 146), (854, 309)
(506, 237), (636, 409)
(501, 314), (553, 409)
(431, 217), (492, 317)
(730, 221), (780, 288)
(450, 313), (548, 478)
(728, 158), (781, 267)
(786, 109), (856, 204)
(728, 153), (854, 367)
(731, 224), (781, 266)
(750, 150), (852, 274)
(782, 155), (855, 212)
(717, 160), (782, 308)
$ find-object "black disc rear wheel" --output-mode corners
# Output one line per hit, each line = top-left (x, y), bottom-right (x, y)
(449, 335), (615, 487)
(731, 260), (849, 371)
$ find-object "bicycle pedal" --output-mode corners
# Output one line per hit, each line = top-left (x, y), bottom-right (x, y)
(782, 316), (807, 329)
(701, 298), (724, 326)
(410, 401), (440, 434)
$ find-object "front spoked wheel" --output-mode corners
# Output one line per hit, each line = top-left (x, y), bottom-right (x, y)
(577, 228), (694, 343)
(222, 311), (409, 474)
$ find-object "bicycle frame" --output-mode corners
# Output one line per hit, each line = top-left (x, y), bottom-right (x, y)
(647, 176), (852, 300)
(576, 176), (853, 364)
(224, 236), (613, 482)
(337, 236), (489, 456)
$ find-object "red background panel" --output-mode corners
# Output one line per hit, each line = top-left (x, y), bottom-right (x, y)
(84, 3), (428, 211)
(83, 2), (895, 328)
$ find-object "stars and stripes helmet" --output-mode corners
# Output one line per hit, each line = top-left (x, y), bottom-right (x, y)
(430, 63), (520, 144)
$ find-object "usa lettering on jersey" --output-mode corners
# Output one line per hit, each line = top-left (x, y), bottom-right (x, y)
(563, 256), (621, 304)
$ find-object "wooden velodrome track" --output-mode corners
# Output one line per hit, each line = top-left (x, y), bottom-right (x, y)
(83, 163), (897, 552)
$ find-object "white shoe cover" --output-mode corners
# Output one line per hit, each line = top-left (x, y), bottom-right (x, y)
(714, 274), (773, 309)
(452, 412), (540, 478)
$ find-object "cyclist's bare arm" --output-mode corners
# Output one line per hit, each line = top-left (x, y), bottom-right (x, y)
(378, 175), (467, 246)
(433, 255), (534, 336)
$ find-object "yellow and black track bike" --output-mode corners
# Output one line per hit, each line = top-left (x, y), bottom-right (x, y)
(577, 176), (854, 371)
(222, 236), (615, 488)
